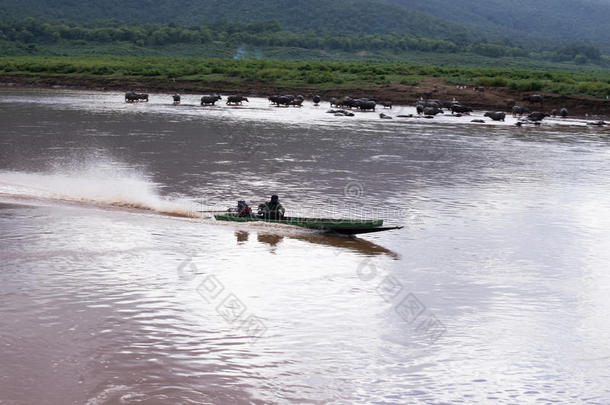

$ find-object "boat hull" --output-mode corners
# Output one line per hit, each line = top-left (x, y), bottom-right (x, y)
(213, 213), (402, 235)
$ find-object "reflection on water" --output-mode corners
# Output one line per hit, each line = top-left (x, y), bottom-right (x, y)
(233, 229), (399, 258)
(1, 89), (610, 404)
(257, 232), (284, 250)
(235, 230), (249, 244)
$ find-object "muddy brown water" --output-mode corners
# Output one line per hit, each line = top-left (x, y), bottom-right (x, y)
(1, 88), (610, 404)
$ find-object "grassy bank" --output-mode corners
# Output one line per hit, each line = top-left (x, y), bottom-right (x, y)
(1, 56), (610, 99)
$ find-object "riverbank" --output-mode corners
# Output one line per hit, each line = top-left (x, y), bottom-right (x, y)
(3, 74), (608, 118)
(1, 56), (609, 117)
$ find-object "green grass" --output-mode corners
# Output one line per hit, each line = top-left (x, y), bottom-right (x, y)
(0, 55), (609, 98)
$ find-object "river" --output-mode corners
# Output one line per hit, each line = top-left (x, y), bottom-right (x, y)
(1, 88), (609, 404)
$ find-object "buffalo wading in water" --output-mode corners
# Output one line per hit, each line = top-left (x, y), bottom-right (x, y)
(355, 99), (376, 111)
(451, 104), (472, 114)
(201, 95), (222, 106)
(227, 95), (249, 105)
(340, 96), (355, 109)
(512, 106), (530, 117)
(172, 94), (181, 105)
(424, 99), (442, 109)
(327, 109), (355, 117)
(527, 111), (549, 122)
(289, 97), (304, 107)
(560, 108), (569, 118)
(484, 111), (506, 121)
(312, 95), (321, 105)
(269, 95), (300, 107)
(423, 106), (443, 116)
(125, 91), (149, 103)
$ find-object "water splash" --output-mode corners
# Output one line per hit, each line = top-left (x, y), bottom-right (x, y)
(0, 163), (197, 217)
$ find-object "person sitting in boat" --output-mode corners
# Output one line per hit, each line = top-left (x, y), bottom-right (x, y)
(260, 195), (285, 219)
(237, 200), (252, 217)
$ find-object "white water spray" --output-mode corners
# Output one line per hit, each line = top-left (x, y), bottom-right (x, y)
(0, 163), (198, 217)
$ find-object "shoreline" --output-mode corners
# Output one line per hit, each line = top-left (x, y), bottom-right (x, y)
(1, 74), (609, 119)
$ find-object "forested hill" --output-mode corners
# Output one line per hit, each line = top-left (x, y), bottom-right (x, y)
(0, 0), (470, 39)
(389, 0), (610, 47)
(1, 0), (608, 55)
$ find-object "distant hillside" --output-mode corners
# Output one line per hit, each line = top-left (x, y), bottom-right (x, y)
(0, 0), (471, 39)
(1, 0), (608, 56)
(388, 0), (610, 48)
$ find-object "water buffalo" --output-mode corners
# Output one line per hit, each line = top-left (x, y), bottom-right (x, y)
(423, 106), (443, 116)
(279, 96), (294, 106)
(451, 104), (472, 114)
(356, 99), (376, 111)
(512, 106), (530, 117)
(227, 95), (249, 105)
(125, 92), (148, 103)
(484, 111), (506, 121)
(523, 94), (544, 105)
(560, 108), (568, 118)
(341, 96), (356, 109)
(172, 94), (181, 105)
(330, 97), (340, 108)
(442, 99), (461, 109)
(269, 95), (292, 107)
(327, 109), (354, 117)
(201, 95), (222, 106)
(527, 111), (549, 121)
(289, 97), (304, 107)
(382, 101), (392, 109)
(313, 95), (321, 105)
(416, 104), (424, 115)
(425, 99), (443, 109)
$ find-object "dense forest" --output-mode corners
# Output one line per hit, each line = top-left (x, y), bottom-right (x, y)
(0, 0), (468, 38)
(0, 1), (608, 101)
(1, 0), (609, 50)
(0, 19), (605, 66)
(388, 0), (610, 48)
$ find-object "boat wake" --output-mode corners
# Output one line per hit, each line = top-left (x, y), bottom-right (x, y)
(0, 165), (400, 257)
(0, 166), (198, 218)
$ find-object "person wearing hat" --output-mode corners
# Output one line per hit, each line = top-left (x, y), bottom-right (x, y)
(237, 200), (252, 217)
(260, 195), (285, 219)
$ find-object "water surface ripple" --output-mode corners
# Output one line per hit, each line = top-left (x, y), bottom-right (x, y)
(1, 89), (609, 404)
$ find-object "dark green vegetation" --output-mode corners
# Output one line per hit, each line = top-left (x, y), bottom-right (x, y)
(2, 0), (609, 48)
(0, 19), (607, 67)
(389, 0), (610, 49)
(2, 56), (609, 99)
(0, 1), (608, 104)
(0, 0), (467, 38)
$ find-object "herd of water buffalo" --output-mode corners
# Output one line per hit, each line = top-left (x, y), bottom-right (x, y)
(124, 91), (606, 126)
